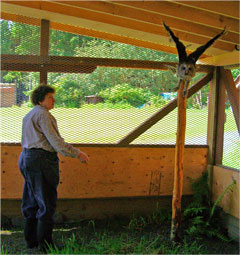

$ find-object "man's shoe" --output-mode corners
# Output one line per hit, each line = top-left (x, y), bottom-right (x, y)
(24, 218), (38, 249)
(37, 220), (54, 253)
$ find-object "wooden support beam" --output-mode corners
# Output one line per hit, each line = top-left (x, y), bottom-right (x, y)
(221, 69), (240, 134)
(207, 68), (219, 167)
(0, 54), (213, 73)
(170, 80), (187, 241)
(40, 19), (50, 85)
(215, 69), (226, 164)
(118, 73), (213, 145)
(207, 67), (225, 192)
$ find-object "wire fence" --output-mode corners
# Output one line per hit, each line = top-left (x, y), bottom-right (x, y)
(222, 100), (240, 169)
(1, 18), (238, 169)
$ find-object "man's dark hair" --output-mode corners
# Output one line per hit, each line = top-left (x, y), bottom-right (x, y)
(31, 85), (55, 106)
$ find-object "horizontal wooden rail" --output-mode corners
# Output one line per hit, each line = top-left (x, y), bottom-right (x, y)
(118, 73), (213, 145)
(1, 54), (213, 72)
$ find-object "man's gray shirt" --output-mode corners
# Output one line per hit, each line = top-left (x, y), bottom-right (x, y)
(21, 105), (80, 158)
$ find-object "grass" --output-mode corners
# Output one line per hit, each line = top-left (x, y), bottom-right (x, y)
(0, 106), (238, 168)
(1, 214), (239, 254)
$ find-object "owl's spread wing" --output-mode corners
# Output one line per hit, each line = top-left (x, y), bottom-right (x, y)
(163, 22), (187, 63)
(188, 28), (226, 63)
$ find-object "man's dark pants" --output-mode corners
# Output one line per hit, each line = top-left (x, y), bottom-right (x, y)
(18, 148), (59, 250)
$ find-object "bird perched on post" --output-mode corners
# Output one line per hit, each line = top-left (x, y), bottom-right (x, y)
(163, 22), (226, 96)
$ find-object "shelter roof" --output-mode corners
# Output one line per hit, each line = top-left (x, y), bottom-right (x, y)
(1, 0), (240, 66)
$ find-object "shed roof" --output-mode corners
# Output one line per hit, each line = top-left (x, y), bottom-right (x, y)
(1, 0), (240, 66)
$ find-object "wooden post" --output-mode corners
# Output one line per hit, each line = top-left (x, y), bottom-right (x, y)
(40, 19), (50, 85)
(207, 67), (225, 193)
(215, 69), (226, 165)
(170, 80), (187, 241)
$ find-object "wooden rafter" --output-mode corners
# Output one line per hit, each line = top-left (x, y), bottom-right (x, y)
(118, 73), (213, 146)
(57, 1), (238, 45)
(115, 1), (239, 33)
(1, 0), (239, 55)
(1, 1), (231, 52)
(1, 11), (182, 56)
(178, 1), (240, 19)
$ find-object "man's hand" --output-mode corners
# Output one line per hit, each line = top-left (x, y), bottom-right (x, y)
(77, 151), (89, 164)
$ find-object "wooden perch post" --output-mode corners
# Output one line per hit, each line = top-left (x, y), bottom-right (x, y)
(170, 80), (187, 241)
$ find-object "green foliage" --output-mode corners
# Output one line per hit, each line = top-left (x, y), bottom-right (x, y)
(231, 69), (240, 80)
(2, 19), (240, 112)
(150, 95), (168, 108)
(1, 243), (7, 255)
(126, 205), (171, 232)
(53, 76), (83, 108)
(98, 83), (152, 107)
(183, 171), (236, 241)
(210, 179), (236, 219)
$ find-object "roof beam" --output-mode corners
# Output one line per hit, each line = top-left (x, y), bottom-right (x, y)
(197, 51), (240, 67)
(116, 1), (239, 34)
(56, 1), (238, 45)
(179, 1), (240, 19)
(0, 12), (180, 56)
(1, 1), (235, 52)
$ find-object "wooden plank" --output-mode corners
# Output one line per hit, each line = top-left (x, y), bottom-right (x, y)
(197, 51), (240, 67)
(179, 1), (240, 19)
(221, 69), (240, 134)
(1, 145), (208, 199)
(207, 67), (220, 190)
(1, 1), (235, 51)
(1, 12), (41, 26)
(170, 80), (187, 241)
(212, 165), (239, 219)
(40, 19), (50, 85)
(1, 197), (194, 220)
(118, 73), (213, 145)
(58, 1), (239, 45)
(117, 1), (239, 34)
(1, 54), (213, 72)
(0, 12), (184, 57)
(215, 68), (226, 164)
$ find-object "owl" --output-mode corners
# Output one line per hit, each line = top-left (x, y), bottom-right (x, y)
(163, 22), (225, 96)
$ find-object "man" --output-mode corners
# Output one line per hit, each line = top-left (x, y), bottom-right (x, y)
(18, 85), (89, 252)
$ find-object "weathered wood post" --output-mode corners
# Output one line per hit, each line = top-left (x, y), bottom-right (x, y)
(170, 80), (187, 241)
